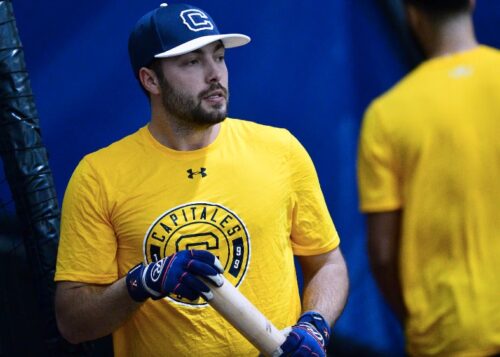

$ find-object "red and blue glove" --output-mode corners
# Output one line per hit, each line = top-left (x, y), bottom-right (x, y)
(279, 311), (331, 357)
(126, 250), (224, 302)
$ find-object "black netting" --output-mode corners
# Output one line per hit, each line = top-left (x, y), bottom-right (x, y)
(0, 1), (95, 355)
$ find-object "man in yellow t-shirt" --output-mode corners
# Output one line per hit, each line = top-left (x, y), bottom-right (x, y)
(54, 3), (349, 356)
(358, 0), (500, 356)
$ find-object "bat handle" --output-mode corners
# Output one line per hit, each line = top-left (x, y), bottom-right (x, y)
(202, 276), (286, 356)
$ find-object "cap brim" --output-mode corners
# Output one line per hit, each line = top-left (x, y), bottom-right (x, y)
(154, 34), (251, 59)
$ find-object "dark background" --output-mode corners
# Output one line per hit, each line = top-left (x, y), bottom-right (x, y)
(2, 1), (499, 355)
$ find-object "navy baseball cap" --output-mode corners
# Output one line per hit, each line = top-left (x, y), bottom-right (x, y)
(128, 3), (251, 76)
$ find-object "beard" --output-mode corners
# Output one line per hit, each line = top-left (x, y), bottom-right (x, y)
(160, 77), (229, 127)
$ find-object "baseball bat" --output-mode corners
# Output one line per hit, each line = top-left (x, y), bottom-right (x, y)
(202, 275), (286, 357)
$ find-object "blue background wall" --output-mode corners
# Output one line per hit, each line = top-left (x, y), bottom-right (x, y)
(12, 1), (500, 355)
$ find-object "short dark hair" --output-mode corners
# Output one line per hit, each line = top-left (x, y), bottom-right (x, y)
(404, 0), (470, 16)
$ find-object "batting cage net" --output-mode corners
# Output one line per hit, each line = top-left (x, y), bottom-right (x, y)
(0, 1), (92, 355)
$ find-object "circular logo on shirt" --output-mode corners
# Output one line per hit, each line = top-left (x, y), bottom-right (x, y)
(144, 202), (251, 307)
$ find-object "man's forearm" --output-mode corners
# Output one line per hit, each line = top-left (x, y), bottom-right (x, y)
(371, 263), (407, 323)
(300, 249), (349, 326)
(55, 278), (142, 344)
(366, 210), (407, 324)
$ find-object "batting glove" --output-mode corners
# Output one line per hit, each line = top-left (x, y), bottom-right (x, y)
(126, 250), (224, 302)
(279, 311), (331, 357)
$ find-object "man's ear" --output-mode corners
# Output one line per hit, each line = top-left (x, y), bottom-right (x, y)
(138, 67), (161, 96)
(405, 3), (420, 31)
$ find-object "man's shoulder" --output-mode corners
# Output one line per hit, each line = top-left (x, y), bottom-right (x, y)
(475, 45), (500, 62)
(367, 60), (439, 120)
(226, 118), (292, 143)
(83, 127), (145, 168)
(381, 66), (427, 101)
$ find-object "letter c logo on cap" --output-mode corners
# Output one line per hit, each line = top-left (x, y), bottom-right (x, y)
(180, 9), (214, 32)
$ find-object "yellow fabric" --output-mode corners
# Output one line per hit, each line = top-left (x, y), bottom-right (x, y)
(358, 46), (500, 356)
(56, 118), (339, 357)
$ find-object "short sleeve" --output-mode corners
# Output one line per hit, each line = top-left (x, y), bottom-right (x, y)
(55, 158), (118, 283)
(357, 102), (402, 212)
(288, 133), (340, 256)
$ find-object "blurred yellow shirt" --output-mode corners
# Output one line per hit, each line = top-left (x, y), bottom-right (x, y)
(358, 46), (500, 356)
(56, 118), (339, 356)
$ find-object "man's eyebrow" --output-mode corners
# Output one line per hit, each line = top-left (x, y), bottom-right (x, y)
(213, 42), (225, 52)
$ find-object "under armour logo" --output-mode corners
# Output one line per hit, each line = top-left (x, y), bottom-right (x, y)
(187, 168), (207, 179)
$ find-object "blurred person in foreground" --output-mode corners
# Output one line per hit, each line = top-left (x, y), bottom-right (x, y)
(357, 0), (500, 356)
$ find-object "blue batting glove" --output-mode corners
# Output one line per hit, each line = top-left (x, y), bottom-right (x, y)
(126, 250), (224, 302)
(279, 311), (331, 356)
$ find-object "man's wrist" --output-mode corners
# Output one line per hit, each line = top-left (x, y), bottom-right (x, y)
(126, 263), (150, 302)
(298, 311), (331, 345)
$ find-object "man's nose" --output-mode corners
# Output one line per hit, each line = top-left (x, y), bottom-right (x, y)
(205, 60), (223, 83)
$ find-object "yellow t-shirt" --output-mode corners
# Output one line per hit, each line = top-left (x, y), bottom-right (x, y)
(358, 46), (500, 356)
(56, 118), (339, 356)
